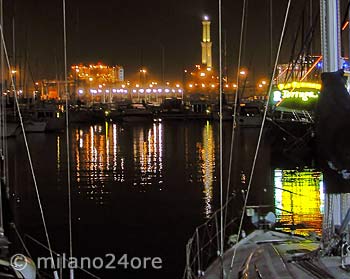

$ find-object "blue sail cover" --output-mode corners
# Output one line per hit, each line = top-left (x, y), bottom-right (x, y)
(317, 69), (350, 193)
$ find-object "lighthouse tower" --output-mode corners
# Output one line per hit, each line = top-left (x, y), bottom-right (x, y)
(201, 16), (212, 68)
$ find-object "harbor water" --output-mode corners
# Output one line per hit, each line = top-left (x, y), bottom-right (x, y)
(6, 120), (322, 278)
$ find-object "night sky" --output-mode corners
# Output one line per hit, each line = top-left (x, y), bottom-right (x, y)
(3, 0), (350, 83)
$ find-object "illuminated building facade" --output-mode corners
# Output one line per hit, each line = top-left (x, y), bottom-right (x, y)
(67, 63), (184, 103)
(70, 64), (124, 86)
(201, 16), (212, 68)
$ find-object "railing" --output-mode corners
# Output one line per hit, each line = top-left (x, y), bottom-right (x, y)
(183, 196), (239, 279)
(183, 198), (320, 279)
(274, 110), (314, 123)
(24, 234), (101, 279)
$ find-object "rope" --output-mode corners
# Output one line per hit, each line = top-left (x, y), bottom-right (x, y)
(228, 0), (292, 275)
(0, 24), (57, 272)
(62, 1), (74, 278)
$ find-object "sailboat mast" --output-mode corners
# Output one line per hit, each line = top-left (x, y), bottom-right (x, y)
(320, 0), (341, 72)
(63, 1), (74, 278)
(319, 0), (350, 252)
(0, 0), (5, 237)
(218, 1), (224, 278)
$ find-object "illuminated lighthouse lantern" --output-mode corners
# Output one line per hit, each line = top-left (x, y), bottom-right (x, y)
(201, 15), (212, 68)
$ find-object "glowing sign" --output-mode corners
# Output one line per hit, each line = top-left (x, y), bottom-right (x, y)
(273, 90), (319, 102)
(271, 81), (321, 107)
(277, 82), (321, 90)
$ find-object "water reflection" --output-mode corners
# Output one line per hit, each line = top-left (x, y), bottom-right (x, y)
(132, 123), (163, 190)
(68, 121), (214, 213)
(274, 168), (324, 236)
(70, 122), (165, 194)
(71, 123), (126, 204)
(197, 121), (215, 218)
(56, 136), (61, 172)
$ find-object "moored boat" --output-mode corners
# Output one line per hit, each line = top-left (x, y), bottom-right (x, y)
(121, 103), (153, 122)
(185, 1), (350, 279)
(237, 104), (262, 127)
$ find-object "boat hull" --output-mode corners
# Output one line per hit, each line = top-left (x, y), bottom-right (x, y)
(24, 121), (47, 133)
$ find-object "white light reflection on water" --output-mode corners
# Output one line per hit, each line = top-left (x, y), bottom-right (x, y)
(132, 123), (164, 190)
(72, 122), (169, 203)
(69, 121), (216, 209)
(72, 123), (131, 204)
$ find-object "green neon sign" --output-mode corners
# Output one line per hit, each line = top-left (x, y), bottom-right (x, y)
(273, 90), (319, 102)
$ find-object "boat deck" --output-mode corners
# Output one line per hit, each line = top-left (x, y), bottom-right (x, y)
(202, 230), (350, 279)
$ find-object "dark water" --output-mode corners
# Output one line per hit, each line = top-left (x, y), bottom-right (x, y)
(6, 121), (321, 278)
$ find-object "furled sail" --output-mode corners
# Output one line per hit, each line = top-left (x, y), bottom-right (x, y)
(316, 69), (350, 192)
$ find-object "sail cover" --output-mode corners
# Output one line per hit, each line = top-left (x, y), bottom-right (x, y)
(317, 69), (350, 193)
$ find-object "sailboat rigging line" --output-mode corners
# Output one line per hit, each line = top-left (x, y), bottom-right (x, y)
(285, 13), (319, 83)
(63, 1), (74, 279)
(12, 226), (46, 279)
(218, 0), (224, 277)
(228, 0), (292, 274)
(0, 24), (58, 273)
(224, 0), (247, 232)
(12, 224), (32, 260)
(0, 0), (5, 235)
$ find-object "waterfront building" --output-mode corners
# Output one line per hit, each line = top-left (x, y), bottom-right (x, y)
(70, 64), (124, 86)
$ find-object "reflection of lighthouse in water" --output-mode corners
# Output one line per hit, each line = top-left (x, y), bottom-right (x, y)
(198, 121), (215, 219)
(201, 16), (212, 68)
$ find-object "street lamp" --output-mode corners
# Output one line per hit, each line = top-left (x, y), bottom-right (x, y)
(239, 70), (246, 76)
(238, 69), (248, 99)
(139, 69), (147, 101)
(89, 77), (94, 105)
(139, 69), (147, 85)
(11, 70), (17, 97)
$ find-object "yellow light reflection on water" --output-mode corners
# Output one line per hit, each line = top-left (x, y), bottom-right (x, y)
(274, 169), (324, 236)
(56, 135), (60, 171)
(197, 121), (215, 219)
